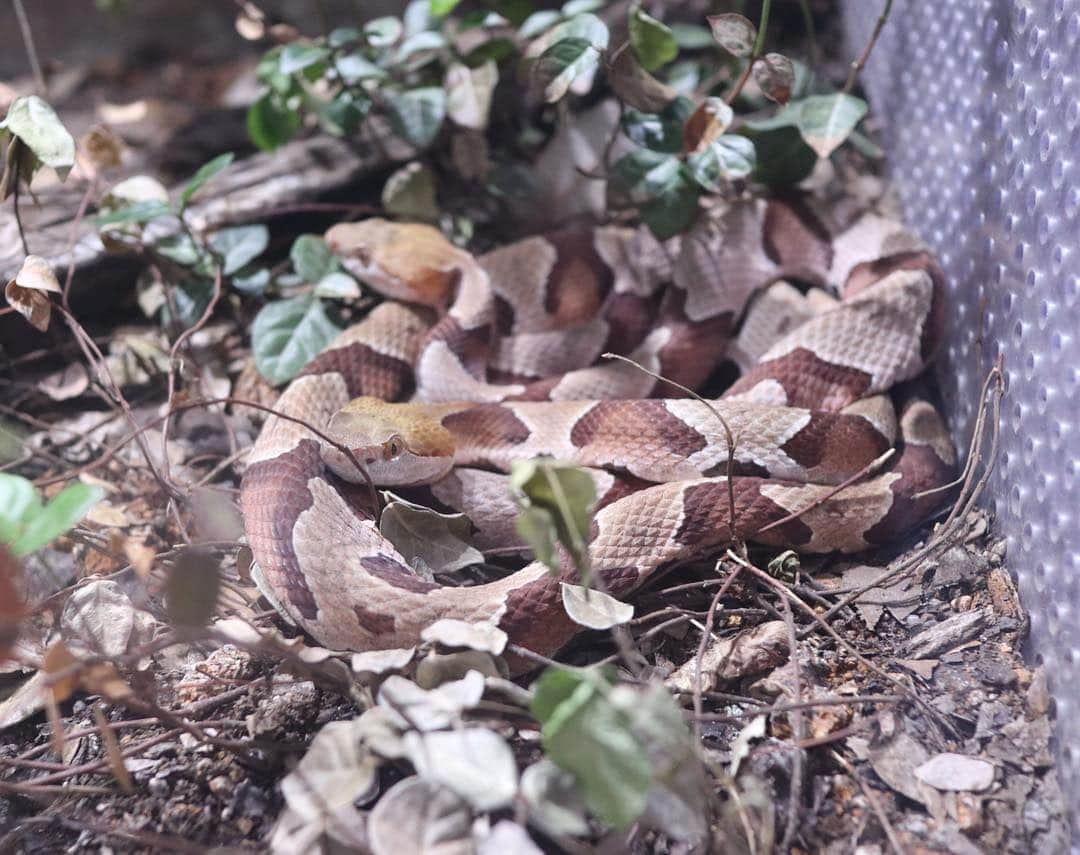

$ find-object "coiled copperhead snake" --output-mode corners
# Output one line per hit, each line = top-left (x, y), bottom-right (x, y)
(240, 198), (956, 671)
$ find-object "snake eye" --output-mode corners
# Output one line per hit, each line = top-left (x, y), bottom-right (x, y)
(385, 435), (406, 458)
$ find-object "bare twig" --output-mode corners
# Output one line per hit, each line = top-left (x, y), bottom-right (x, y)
(778, 596), (805, 851)
(11, 180), (30, 257)
(832, 750), (908, 855)
(843, 0), (894, 95)
(12, 0), (46, 96)
(691, 562), (743, 740)
(726, 550), (958, 740)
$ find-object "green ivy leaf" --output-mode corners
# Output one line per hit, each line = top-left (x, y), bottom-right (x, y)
(0, 474), (39, 546)
(232, 267), (271, 296)
(561, 0), (603, 14)
(181, 152), (235, 208)
(430, 0), (462, 16)
(290, 234), (338, 283)
(531, 669), (652, 830)
(629, 4), (678, 72)
(737, 124), (816, 188)
(395, 30), (447, 63)
(334, 53), (387, 84)
(519, 9), (561, 39)
(382, 161), (439, 222)
(384, 87), (447, 148)
(317, 92), (370, 137)
(5, 480), (104, 558)
(165, 278), (214, 329)
(669, 23), (715, 50)
(365, 16), (404, 47)
(252, 295), (342, 385)
(609, 148), (681, 206)
(549, 12), (609, 48)
(639, 173), (700, 240)
(686, 135), (757, 191)
(0, 96), (76, 181)
(533, 37), (600, 102)
(279, 43), (331, 76)
(621, 96), (694, 153)
(788, 93), (868, 158)
(247, 93), (301, 151)
(510, 460), (595, 581)
(379, 493), (484, 575)
(327, 27), (360, 49)
(92, 201), (175, 227)
(208, 224), (268, 275)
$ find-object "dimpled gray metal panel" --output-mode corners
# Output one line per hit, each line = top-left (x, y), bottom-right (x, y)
(841, 0), (1079, 828)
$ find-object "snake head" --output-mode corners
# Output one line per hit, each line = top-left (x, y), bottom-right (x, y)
(324, 219), (462, 309)
(322, 396), (455, 487)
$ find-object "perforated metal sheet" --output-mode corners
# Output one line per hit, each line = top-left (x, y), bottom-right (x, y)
(841, 0), (1079, 831)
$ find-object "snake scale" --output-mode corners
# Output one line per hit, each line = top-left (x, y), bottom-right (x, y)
(240, 197), (956, 671)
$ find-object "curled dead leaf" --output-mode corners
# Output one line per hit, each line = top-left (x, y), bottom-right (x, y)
(123, 537), (156, 579)
(607, 46), (678, 114)
(5, 255), (61, 332)
(666, 620), (789, 694)
(753, 53), (795, 105)
(235, 2), (267, 40)
(38, 362), (89, 401)
(682, 97), (734, 155)
(80, 125), (125, 172)
(42, 639), (80, 702)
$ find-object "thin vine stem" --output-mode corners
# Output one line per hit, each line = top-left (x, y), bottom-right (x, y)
(843, 0), (894, 94)
(12, 0), (46, 96)
(726, 0), (773, 105)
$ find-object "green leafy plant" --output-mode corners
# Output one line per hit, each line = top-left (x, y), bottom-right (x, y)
(0, 474), (103, 558)
(530, 666), (708, 834)
(0, 95), (76, 254)
(510, 459), (596, 582)
(94, 156), (364, 384)
(241, 1), (868, 242)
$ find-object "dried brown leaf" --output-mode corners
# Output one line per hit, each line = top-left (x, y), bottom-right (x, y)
(166, 548), (221, 628)
(753, 53), (795, 105)
(235, 2), (267, 40)
(38, 362), (89, 401)
(123, 537), (156, 579)
(607, 46), (678, 113)
(42, 639), (80, 702)
(80, 125), (125, 172)
(682, 97), (734, 155)
(5, 255), (61, 332)
(707, 13), (757, 58)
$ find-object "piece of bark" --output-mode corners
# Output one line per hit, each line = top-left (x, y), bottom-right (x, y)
(666, 620), (788, 695)
(0, 132), (405, 351)
(904, 607), (993, 659)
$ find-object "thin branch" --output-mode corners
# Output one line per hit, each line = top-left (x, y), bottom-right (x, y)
(778, 596), (805, 851)
(843, 0), (894, 95)
(11, 179), (30, 257)
(831, 750), (908, 855)
(12, 0), (46, 96)
(691, 562), (743, 740)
